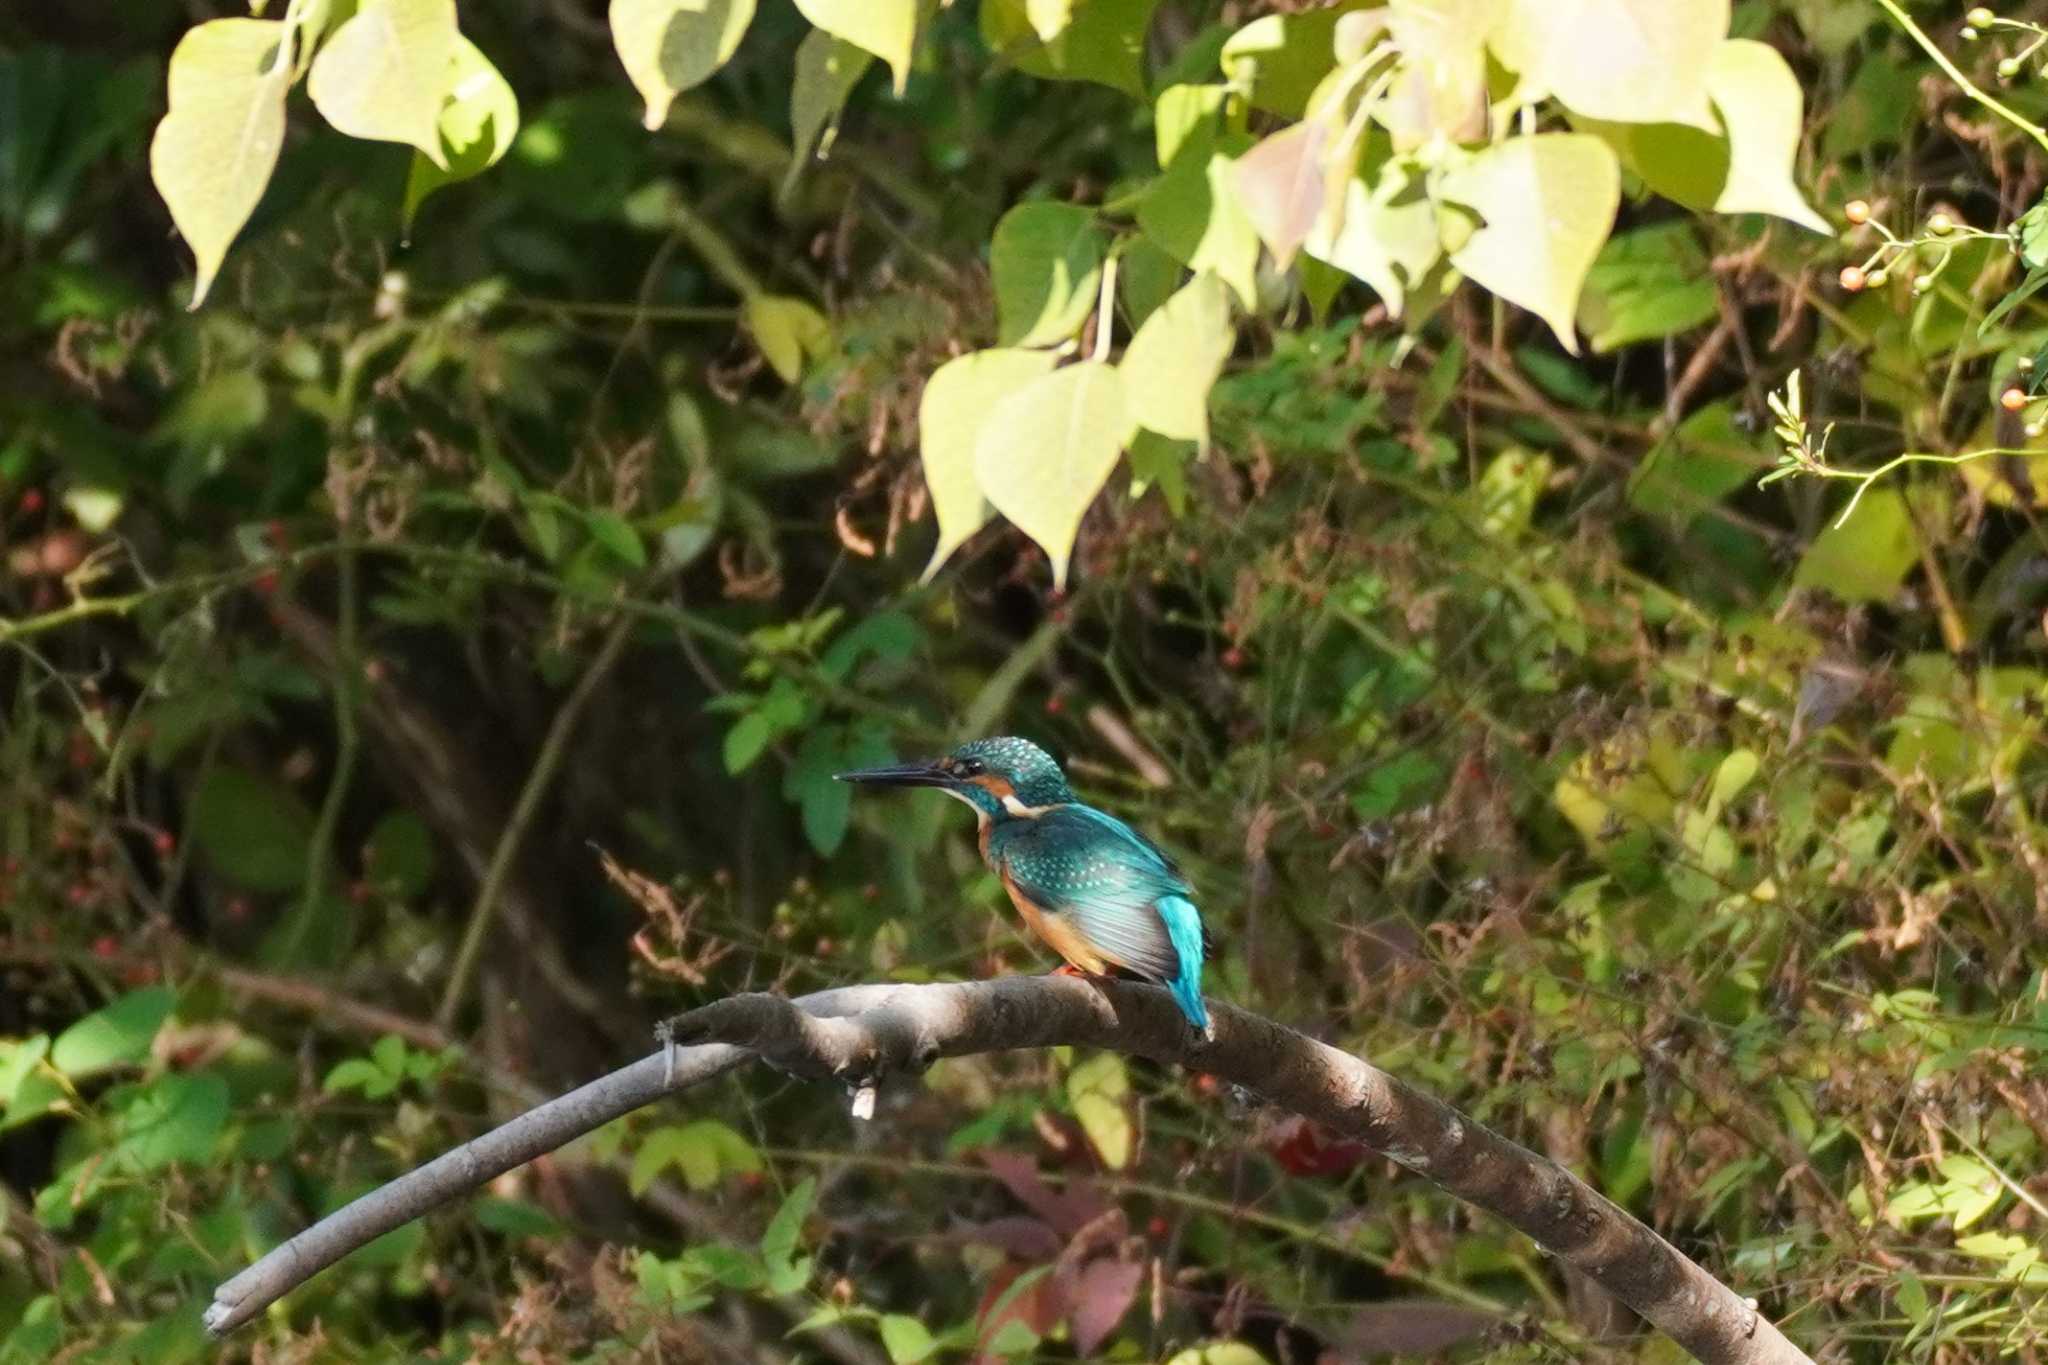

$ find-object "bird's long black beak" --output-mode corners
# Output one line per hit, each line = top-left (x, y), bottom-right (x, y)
(834, 760), (955, 789)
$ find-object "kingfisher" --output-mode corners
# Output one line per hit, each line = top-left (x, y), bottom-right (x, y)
(837, 737), (1215, 1037)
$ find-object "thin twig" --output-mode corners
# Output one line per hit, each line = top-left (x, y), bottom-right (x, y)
(436, 615), (634, 1029)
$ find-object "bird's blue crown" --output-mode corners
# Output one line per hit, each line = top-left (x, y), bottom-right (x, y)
(950, 736), (1073, 809)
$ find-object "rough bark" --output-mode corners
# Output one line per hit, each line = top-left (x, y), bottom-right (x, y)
(204, 975), (1813, 1365)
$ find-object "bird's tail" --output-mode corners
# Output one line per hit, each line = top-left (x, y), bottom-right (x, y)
(1156, 895), (1213, 1039)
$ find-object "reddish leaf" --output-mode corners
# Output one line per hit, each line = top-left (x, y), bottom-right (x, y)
(980, 1150), (1110, 1236)
(1065, 1257), (1143, 1356)
(948, 1215), (1064, 1261)
(1265, 1115), (1370, 1177)
(1232, 117), (1330, 270)
(971, 1260), (1061, 1365)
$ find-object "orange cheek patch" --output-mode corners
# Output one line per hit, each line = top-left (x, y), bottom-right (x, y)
(968, 773), (1017, 800)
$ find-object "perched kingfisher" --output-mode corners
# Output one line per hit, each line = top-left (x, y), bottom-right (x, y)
(837, 737), (1215, 1037)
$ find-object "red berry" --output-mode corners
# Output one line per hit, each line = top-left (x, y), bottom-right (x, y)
(265, 519), (288, 548)
(1044, 695), (1065, 715)
(152, 831), (176, 858)
(91, 934), (118, 958)
(1146, 1216), (1169, 1240)
(18, 489), (43, 516)
(121, 963), (159, 987)
(225, 898), (250, 922)
(253, 570), (280, 597)
(2002, 387), (2030, 412)
(69, 883), (93, 906)
(1838, 266), (1867, 292)
(1844, 200), (1871, 225)
(1221, 646), (1245, 669)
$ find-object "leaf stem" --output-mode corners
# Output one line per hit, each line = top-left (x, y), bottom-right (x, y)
(1871, 0), (2048, 154)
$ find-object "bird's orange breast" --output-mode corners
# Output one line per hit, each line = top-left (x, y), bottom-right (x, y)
(1000, 869), (1108, 974)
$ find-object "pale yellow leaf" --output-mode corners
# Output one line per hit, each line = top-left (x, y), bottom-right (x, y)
(609, 0), (757, 132)
(1025, 0), (1075, 43)
(308, 0), (460, 164)
(743, 294), (831, 383)
(917, 348), (1059, 580)
(1120, 273), (1235, 446)
(1305, 167), (1441, 317)
(1705, 39), (1829, 234)
(1491, 0), (1725, 130)
(1154, 83), (1227, 168)
(1440, 134), (1619, 354)
(402, 36), (521, 227)
(1231, 119), (1329, 271)
(974, 362), (1129, 590)
(794, 0), (919, 95)
(1382, 0), (1498, 147)
(149, 18), (293, 310)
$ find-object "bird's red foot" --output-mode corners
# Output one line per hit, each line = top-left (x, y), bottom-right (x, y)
(1051, 963), (1088, 978)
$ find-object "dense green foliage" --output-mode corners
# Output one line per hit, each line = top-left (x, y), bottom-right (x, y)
(8, 0), (2048, 1360)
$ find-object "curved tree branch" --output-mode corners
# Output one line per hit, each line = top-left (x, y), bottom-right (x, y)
(203, 976), (1813, 1364)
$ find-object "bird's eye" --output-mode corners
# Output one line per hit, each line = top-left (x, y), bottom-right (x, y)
(961, 759), (983, 775)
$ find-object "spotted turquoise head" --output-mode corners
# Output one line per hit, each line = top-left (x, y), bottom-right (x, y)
(836, 736), (1074, 820)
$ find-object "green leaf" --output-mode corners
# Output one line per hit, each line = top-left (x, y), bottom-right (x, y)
(402, 36), (521, 226)
(1822, 51), (1917, 161)
(744, 293), (833, 383)
(974, 361), (1129, 590)
(786, 729), (854, 855)
(1440, 133), (1619, 355)
(364, 810), (436, 899)
(981, 0), (1162, 98)
(784, 29), (874, 200)
(991, 202), (1106, 348)
(191, 767), (316, 892)
(1127, 429), (1195, 516)
(1120, 272), (1235, 446)
(584, 509), (648, 568)
(51, 988), (175, 1078)
(1118, 235), (1183, 331)
(1627, 401), (1761, 524)
(308, 0), (460, 165)
(1491, 0), (1725, 129)
(1220, 6), (1366, 119)
(794, 0), (918, 95)
(631, 1122), (746, 1194)
(610, 0), (757, 132)
(1153, 83), (1228, 168)
(1576, 222), (1718, 353)
(1139, 150), (1261, 310)
(761, 1175), (816, 1272)
(1792, 487), (1918, 603)
(1703, 39), (1828, 233)
(917, 348), (1059, 580)
(878, 1314), (937, 1365)
(475, 1197), (564, 1238)
(0, 1036), (50, 1108)
(148, 19), (292, 308)
(322, 1057), (391, 1097)
(117, 1073), (229, 1169)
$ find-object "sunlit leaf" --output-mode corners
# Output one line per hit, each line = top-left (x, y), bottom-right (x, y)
(918, 348), (1060, 580)
(991, 201), (1106, 348)
(974, 361), (1129, 590)
(1491, 0), (1725, 129)
(148, 19), (292, 308)
(1305, 165), (1440, 316)
(794, 0), (918, 95)
(1066, 1051), (1132, 1168)
(1440, 133), (1619, 354)
(1120, 272), (1235, 446)
(1381, 0), (1494, 147)
(309, 0), (460, 164)
(1153, 83), (1228, 168)
(1704, 39), (1829, 233)
(402, 36), (521, 226)
(879, 1314), (938, 1364)
(1139, 151), (1261, 310)
(1231, 119), (1329, 271)
(609, 0), (757, 132)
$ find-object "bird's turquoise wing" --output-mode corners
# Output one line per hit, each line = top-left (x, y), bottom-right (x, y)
(992, 805), (1201, 983)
